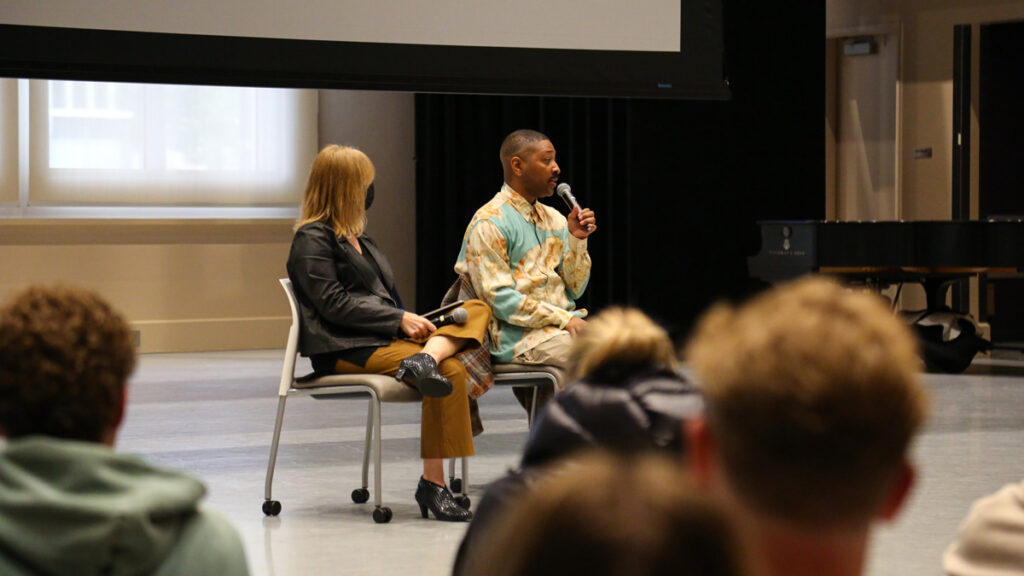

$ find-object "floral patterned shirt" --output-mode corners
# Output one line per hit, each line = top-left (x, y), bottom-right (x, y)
(455, 184), (591, 363)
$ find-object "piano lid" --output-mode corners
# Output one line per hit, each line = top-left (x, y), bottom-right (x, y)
(749, 220), (1024, 282)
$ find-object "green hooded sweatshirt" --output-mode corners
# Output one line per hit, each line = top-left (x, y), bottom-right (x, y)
(0, 436), (249, 576)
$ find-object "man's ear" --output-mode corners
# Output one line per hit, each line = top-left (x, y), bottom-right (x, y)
(878, 461), (915, 521)
(102, 386), (127, 447)
(510, 156), (523, 176)
(685, 417), (715, 487)
(113, 386), (127, 429)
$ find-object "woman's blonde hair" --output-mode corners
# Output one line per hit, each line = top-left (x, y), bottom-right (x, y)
(296, 144), (375, 237)
(566, 307), (677, 381)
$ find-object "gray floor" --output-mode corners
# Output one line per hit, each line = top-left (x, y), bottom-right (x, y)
(116, 350), (1024, 576)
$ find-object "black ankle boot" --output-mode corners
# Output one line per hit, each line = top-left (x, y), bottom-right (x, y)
(395, 353), (453, 397)
(415, 477), (472, 522)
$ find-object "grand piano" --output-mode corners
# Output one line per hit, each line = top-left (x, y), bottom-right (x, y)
(749, 220), (1024, 306)
(748, 220), (1024, 372)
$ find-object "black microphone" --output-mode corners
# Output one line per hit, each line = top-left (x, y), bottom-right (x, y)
(555, 183), (593, 232)
(434, 307), (469, 328)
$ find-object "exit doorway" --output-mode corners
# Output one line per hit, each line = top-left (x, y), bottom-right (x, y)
(825, 29), (901, 222)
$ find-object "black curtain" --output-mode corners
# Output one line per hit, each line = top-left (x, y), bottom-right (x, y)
(415, 0), (824, 342)
(414, 96), (630, 321)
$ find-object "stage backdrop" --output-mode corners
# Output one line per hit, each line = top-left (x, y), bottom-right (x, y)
(414, 0), (825, 341)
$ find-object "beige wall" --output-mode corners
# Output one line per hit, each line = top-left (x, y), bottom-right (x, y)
(318, 91), (417, 311)
(828, 0), (1024, 220)
(0, 90), (416, 353)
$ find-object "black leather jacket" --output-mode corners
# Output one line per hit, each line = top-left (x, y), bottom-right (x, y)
(286, 222), (404, 357)
(452, 367), (703, 576)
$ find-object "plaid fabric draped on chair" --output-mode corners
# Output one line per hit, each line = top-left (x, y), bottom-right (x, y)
(441, 276), (496, 398)
(440, 276), (494, 436)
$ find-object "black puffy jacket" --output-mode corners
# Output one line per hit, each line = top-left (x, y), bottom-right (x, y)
(452, 366), (703, 576)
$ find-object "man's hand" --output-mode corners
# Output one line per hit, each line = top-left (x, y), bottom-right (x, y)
(568, 206), (597, 239)
(401, 312), (436, 340)
(565, 316), (587, 336)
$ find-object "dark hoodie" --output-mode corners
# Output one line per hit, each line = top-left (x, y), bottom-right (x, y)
(452, 367), (703, 576)
(0, 436), (249, 576)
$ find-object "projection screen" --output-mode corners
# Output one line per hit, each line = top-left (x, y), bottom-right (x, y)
(0, 0), (727, 99)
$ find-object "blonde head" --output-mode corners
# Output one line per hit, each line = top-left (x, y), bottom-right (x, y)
(566, 307), (677, 381)
(684, 276), (929, 528)
(296, 145), (374, 237)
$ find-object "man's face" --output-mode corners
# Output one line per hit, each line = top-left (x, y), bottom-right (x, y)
(514, 140), (559, 201)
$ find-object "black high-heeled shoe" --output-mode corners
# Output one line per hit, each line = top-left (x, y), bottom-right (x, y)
(395, 353), (453, 397)
(415, 477), (473, 522)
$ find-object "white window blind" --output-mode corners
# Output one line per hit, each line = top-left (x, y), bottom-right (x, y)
(25, 80), (316, 207)
(0, 79), (16, 204)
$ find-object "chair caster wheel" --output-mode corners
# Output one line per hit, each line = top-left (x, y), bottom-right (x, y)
(351, 488), (370, 503)
(372, 506), (393, 524)
(455, 495), (471, 510)
(262, 500), (282, 516)
(450, 478), (463, 493)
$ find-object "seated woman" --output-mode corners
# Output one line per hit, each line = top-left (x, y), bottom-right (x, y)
(287, 144), (490, 522)
(452, 306), (704, 572)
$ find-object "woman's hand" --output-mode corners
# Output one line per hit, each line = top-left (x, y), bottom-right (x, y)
(401, 312), (437, 340)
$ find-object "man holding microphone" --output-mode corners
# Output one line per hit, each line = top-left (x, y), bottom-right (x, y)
(455, 129), (597, 411)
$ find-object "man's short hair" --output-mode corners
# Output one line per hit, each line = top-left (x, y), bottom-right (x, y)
(0, 285), (136, 442)
(685, 276), (929, 527)
(500, 129), (550, 167)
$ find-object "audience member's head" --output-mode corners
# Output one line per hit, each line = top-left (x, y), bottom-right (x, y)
(684, 276), (929, 533)
(566, 306), (677, 381)
(0, 285), (136, 445)
(520, 306), (700, 467)
(943, 480), (1024, 576)
(462, 451), (757, 576)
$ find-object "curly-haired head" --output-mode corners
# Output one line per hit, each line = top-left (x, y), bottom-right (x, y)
(0, 285), (136, 443)
(684, 276), (928, 528)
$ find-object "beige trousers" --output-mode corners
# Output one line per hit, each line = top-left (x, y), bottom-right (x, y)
(509, 332), (571, 413)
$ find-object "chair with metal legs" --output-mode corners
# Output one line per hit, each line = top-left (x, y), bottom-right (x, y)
(446, 363), (560, 494)
(263, 278), (468, 523)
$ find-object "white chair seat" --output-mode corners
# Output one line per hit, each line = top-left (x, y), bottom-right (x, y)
(447, 361), (561, 492)
(493, 362), (562, 376)
(293, 373), (423, 403)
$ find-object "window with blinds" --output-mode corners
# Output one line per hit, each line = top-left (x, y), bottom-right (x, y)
(1, 79), (317, 215)
(0, 79), (16, 205)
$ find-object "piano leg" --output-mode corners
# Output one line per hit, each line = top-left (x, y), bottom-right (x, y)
(921, 277), (958, 312)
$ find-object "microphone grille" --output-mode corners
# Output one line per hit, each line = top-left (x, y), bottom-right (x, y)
(452, 307), (469, 324)
(556, 183), (571, 198)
